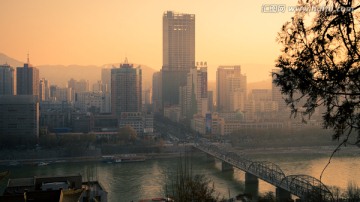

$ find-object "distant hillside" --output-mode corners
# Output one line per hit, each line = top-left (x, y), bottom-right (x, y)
(0, 52), (270, 92)
(0, 53), (23, 67)
(0, 53), (156, 89)
(37, 64), (100, 87)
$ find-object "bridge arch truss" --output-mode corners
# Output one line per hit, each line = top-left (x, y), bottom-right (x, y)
(194, 142), (334, 201)
(247, 161), (286, 186)
(281, 175), (334, 201)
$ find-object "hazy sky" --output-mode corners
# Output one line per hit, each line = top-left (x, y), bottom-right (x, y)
(0, 0), (298, 82)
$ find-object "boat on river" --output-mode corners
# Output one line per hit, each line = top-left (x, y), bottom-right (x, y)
(37, 162), (50, 166)
(8, 161), (20, 166)
(102, 154), (145, 163)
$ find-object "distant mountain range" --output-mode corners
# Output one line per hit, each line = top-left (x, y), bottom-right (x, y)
(0, 52), (271, 92)
(0, 53), (157, 90)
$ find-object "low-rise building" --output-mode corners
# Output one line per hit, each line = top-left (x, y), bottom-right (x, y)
(191, 113), (224, 136)
(71, 112), (93, 133)
(1, 174), (107, 202)
(164, 106), (181, 123)
(119, 112), (144, 135)
(40, 100), (72, 131)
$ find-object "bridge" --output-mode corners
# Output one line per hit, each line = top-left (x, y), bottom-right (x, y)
(194, 141), (334, 201)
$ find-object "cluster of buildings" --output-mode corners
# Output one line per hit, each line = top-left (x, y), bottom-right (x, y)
(0, 55), (154, 144)
(152, 11), (322, 136)
(0, 11), (323, 144)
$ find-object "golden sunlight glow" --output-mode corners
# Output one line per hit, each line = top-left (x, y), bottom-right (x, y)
(0, 0), (298, 82)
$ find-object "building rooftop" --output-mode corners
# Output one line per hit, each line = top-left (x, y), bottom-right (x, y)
(7, 178), (34, 188)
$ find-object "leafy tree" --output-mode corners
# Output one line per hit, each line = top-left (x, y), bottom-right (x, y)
(273, 0), (360, 150)
(116, 125), (137, 144)
(344, 181), (360, 201)
(258, 191), (276, 202)
(165, 154), (221, 202)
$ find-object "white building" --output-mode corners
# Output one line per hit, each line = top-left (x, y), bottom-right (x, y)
(216, 66), (247, 112)
(55, 87), (72, 102)
(118, 112), (144, 135)
(180, 63), (208, 119)
(76, 92), (103, 113)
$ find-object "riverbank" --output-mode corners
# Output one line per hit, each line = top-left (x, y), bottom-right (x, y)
(0, 149), (195, 166)
(0, 144), (358, 166)
(237, 145), (360, 160)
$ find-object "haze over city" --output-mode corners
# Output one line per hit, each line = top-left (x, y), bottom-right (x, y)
(1, 0), (360, 201)
(0, 0), (298, 83)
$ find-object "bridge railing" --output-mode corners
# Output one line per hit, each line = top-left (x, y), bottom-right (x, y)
(194, 141), (334, 201)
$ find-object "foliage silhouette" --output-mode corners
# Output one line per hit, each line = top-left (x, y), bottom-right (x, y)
(273, 0), (360, 165)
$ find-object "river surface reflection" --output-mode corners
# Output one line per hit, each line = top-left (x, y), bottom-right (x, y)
(0, 152), (359, 202)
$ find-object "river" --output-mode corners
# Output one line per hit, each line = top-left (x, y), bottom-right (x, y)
(0, 151), (359, 201)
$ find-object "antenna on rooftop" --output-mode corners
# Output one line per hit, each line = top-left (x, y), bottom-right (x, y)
(27, 51), (30, 64)
(124, 57), (128, 64)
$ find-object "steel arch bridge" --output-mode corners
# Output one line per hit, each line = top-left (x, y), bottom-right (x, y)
(194, 141), (334, 201)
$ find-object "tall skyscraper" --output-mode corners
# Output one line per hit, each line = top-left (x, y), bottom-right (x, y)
(17, 59), (39, 97)
(162, 11), (195, 107)
(0, 63), (15, 95)
(216, 66), (247, 112)
(111, 59), (142, 116)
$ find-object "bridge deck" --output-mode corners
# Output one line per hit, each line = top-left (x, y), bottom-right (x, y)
(194, 142), (333, 201)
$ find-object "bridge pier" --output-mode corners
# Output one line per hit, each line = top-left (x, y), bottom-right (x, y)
(244, 173), (258, 201)
(276, 187), (291, 202)
(221, 161), (233, 172)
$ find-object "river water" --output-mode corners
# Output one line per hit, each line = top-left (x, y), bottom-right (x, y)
(0, 151), (359, 202)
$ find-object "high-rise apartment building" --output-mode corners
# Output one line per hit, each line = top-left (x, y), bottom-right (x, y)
(93, 80), (107, 93)
(55, 87), (73, 102)
(272, 68), (287, 111)
(17, 61), (39, 97)
(101, 68), (112, 93)
(216, 66), (247, 112)
(76, 92), (104, 114)
(180, 62), (208, 119)
(68, 78), (89, 103)
(0, 95), (39, 143)
(162, 11), (195, 107)
(111, 59), (142, 116)
(0, 63), (15, 95)
(39, 78), (50, 101)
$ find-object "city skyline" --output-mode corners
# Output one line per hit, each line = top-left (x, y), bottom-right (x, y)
(0, 0), (298, 83)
